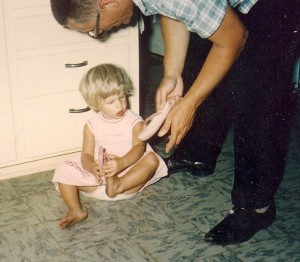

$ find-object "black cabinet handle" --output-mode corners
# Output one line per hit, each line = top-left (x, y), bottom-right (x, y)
(69, 107), (90, 113)
(65, 61), (88, 68)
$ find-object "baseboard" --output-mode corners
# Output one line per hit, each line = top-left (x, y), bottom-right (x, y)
(0, 152), (81, 181)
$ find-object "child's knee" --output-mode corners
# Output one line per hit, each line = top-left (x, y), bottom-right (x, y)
(146, 152), (159, 167)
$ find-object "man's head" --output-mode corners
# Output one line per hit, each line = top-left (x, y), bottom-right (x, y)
(50, 0), (135, 38)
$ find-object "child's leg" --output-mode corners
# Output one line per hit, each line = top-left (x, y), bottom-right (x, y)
(58, 183), (94, 229)
(105, 152), (159, 197)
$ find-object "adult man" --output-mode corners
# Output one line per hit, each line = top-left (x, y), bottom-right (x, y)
(50, 0), (298, 245)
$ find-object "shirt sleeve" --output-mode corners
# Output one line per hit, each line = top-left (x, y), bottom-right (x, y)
(134, 0), (228, 39)
(183, 0), (228, 38)
(128, 110), (143, 128)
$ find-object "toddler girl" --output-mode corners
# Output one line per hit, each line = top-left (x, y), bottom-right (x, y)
(52, 64), (168, 229)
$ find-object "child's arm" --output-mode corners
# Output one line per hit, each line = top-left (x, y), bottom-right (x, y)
(103, 121), (146, 176)
(81, 124), (101, 180)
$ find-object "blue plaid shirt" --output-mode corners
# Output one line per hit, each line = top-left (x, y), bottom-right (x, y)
(133, 0), (258, 38)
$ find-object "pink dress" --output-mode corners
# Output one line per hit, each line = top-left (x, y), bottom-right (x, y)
(52, 110), (168, 201)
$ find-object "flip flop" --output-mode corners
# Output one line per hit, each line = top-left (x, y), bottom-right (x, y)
(138, 102), (172, 141)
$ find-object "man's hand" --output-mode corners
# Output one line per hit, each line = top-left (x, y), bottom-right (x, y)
(158, 98), (196, 153)
(156, 75), (184, 111)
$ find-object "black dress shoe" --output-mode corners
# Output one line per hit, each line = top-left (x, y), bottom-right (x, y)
(166, 158), (215, 176)
(204, 200), (276, 245)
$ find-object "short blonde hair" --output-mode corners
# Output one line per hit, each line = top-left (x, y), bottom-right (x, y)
(79, 64), (134, 111)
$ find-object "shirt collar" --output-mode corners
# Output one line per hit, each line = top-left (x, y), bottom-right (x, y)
(132, 0), (146, 14)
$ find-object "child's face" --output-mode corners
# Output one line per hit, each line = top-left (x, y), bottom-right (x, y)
(98, 93), (127, 119)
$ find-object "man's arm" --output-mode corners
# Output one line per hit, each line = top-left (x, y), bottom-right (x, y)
(158, 5), (248, 153)
(155, 16), (190, 111)
(184, 5), (247, 108)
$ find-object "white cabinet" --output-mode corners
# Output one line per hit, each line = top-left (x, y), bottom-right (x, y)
(0, 0), (139, 179)
(0, 1), (16, 164)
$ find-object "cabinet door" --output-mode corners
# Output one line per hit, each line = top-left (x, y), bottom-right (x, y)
(0, 1), (16, 164)
(22, 96), (96, 158)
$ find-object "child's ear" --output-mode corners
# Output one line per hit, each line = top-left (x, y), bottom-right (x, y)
(99, 0), (119, 9)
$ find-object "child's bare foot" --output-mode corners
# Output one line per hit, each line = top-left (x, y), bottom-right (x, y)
(59, 209), (88, 229)
(105, 175), (122, 197)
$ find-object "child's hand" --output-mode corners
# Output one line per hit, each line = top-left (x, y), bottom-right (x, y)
(102, 155), (123, 177)
(90, 161), (103, 183)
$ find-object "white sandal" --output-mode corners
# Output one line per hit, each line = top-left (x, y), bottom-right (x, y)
(138, 102), (172, 141)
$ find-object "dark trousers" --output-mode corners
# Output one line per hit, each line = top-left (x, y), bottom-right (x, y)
(175, 0), (299, 208)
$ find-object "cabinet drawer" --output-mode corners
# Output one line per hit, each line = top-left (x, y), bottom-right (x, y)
(13, 13), (129, 51)
(22, 96), (96, 159)
(13, 13), (89, 51)
(18, 45), (131, 99)
(11, 0), (49, 9)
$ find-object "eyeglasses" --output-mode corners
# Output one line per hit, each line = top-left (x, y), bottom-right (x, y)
(88, 12), (101, 39)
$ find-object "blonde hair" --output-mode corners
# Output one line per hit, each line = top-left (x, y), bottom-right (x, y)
(79, 64), (134, 111)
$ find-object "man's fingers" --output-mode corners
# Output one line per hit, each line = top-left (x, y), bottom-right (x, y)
(165, 134), (177, 153)
(165, 125), (188, 153)
(156, 92), (167, 111)
(158, 120), (170, 137)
